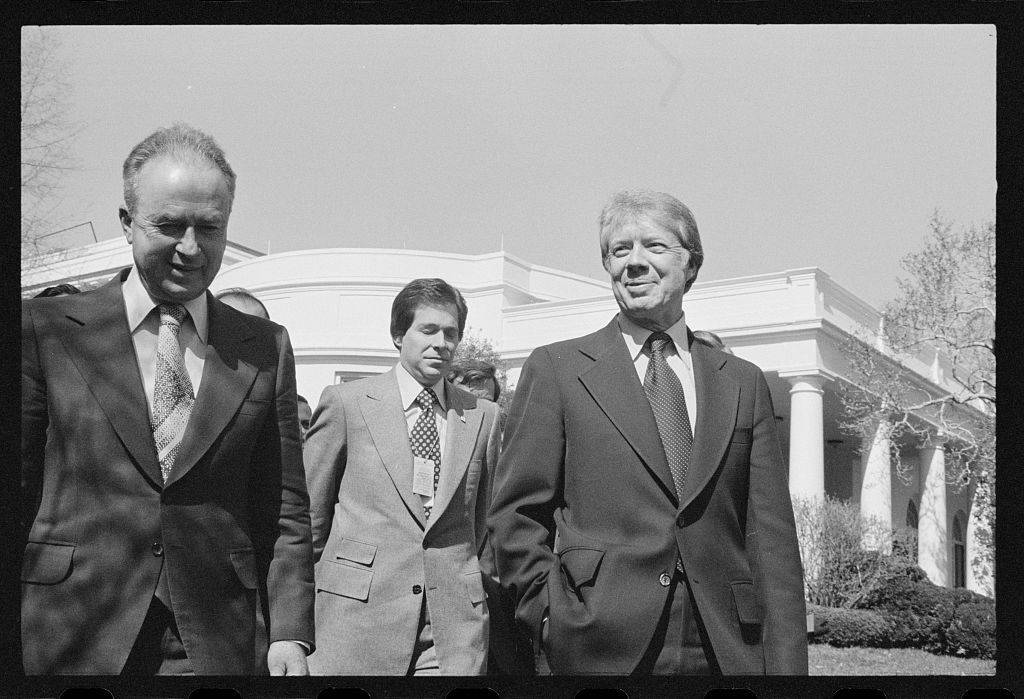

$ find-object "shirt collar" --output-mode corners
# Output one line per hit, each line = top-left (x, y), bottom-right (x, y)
(395, 362), (448, 412)
(618, 312), (690, 363)
(121, 266), (209, 343)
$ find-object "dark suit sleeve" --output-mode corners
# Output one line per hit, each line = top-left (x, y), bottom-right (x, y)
(251, 326), (315, 649)
(487, 347), (564, 646)
(747, 369), (808, 674)
(302, 384), (348, 563)
(476, 401), (501, 568)
(21, 303), (47, 536)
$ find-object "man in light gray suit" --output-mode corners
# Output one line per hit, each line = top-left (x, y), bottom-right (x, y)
(303, 278), (502, 675)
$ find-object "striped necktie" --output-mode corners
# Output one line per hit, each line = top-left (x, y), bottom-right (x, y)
(151, 303), (195, 482)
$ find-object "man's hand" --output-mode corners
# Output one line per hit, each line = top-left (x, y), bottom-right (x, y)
(267, 640), (309, 676)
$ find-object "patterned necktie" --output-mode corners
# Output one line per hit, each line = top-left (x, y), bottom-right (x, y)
(644, 332), (693, 574)
(644, 332), (693, 500)
(410, 388), (442, 520)
(151, 303), (195, 483)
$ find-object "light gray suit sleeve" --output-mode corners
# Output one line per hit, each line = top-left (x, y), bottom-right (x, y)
(303, 384), (349, 563)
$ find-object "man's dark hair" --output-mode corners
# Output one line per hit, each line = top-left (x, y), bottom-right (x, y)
(389, 278), (468, 345)
(449, 359), (500, 402)
(34, 283), (81, 298)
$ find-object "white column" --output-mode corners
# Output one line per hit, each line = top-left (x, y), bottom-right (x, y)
(861, 420), (893, 552)
(787, 375), (826, 501)
(918, 440), (949, 586)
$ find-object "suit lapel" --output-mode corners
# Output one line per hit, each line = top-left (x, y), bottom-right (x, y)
(681, 333), (739, 511)
(359, 370), (426, 530)
(425, 383), (483, 533)
(577, 318), (678, 502)
(163, 296), (258, 489)
(58, 271), (163, 488)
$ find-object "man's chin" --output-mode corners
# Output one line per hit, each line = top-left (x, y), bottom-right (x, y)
(153, 282), (206, 304)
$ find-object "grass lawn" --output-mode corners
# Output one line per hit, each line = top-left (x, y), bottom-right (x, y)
(809, 643), (995, 675)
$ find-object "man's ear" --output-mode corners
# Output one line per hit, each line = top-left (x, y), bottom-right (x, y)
(119, 207), (133, 243)
(393, 335), (403, 351)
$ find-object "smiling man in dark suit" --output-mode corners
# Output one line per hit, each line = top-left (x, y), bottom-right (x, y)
(20, 123), (314, 675)
(488, 189), (807, 675)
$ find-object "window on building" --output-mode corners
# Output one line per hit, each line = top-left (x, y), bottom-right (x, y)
(906, 500), (918, 528)
(334, 371), (373, 384)
(952, 512), (966, 588)
(903, 500), (919, 563)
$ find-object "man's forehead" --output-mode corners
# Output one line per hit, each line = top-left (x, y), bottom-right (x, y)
(412, 302), (459, 322)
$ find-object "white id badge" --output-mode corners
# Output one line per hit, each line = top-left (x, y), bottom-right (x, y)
(413, 457), (436, 496)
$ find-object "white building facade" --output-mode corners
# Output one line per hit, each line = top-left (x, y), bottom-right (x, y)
(22, 241), (991, 596)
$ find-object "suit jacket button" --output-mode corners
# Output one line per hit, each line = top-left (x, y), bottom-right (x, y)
(659, 572), (671, 587)
(412, 584), (423, 594)
(152, 543), (163, 557)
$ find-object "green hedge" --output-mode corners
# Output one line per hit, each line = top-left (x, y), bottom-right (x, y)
(809, 568), (996, 659)
(945, 602), (996, 659)
(808, 604), (894, 648)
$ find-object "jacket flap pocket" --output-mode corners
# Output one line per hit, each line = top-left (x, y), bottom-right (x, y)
(318, 560), (373, 602)
(229, 549), (258, 589)
(21, 542), (75, 584)
(463, 570), (487, 605)
(335, 537), (377, 566)
(558, 547), (605, 589)
(730, 580), (763, 625)
(731, 427), (753, 444)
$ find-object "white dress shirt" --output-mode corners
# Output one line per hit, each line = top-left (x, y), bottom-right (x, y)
(122, 267), (209, 419)
(617, 313), (698, 433)
(395, 362), (450, 513)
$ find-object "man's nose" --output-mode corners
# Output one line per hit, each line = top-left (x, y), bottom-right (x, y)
(625, 245), (648, 272)
(176, 228), (200, 256)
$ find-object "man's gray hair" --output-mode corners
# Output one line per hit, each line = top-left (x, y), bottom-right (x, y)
(598, 189), (704, 293)
(122, 123), (236, 215)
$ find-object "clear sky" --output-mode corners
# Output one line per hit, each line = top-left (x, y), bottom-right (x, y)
(33, 24), (994, 309)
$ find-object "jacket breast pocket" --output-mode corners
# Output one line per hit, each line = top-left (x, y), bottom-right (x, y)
(318, 559), (373, 602)
(21, 541), (75, 585)
(730, 580), (764, 644)
(730, 427), (753, 444)
(237, 398), (271, 416)
(464, 460), (483, 497)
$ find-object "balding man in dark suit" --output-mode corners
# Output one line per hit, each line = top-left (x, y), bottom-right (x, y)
(21, 123), (314, 675)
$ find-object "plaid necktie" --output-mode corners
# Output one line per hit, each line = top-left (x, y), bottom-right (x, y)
(644, 332), (693, 574)
(151, 303), (195, 483)
(410, 388), (441, 520)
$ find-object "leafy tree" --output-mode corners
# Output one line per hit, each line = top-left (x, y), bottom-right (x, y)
(838, 214), (995, 577)
(452, 329), (514, 417)
(22, 27), (80, 260)
(793, 495), (918, 609)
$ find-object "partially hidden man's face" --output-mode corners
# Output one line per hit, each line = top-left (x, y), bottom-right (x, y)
(120, 156), (232, 303)
(603, 216), (693, 331)
(396, 303), (461, 387)
(455, 376), (498, 402)
(297, 400), (312, 442)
